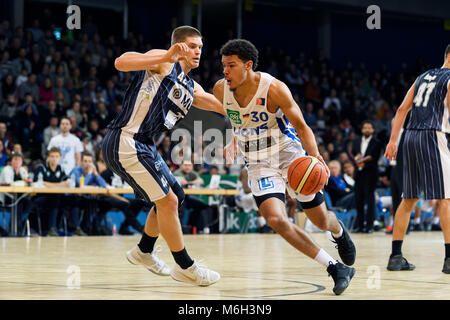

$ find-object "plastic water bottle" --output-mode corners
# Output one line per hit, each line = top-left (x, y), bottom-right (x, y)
(70, 174), (76, 188)
(28, 172), (34, 186)
(37, 172), (44, 187)
(112, 224), (118, 236)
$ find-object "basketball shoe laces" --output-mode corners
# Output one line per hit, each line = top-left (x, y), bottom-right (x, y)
(149, 246), (166, 272)
(190, 259), (213, 281)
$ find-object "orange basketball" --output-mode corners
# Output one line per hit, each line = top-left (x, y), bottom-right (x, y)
(288, 156), (327, 195)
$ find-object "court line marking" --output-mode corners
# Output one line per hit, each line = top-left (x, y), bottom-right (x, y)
(0, 276), (326, 299)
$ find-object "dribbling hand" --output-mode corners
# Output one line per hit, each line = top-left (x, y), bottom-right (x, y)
(315, 154), (330, 185)
(384, 142), (397, 162)
(165, 43), (190, 63)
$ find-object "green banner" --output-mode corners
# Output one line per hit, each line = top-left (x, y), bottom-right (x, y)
(225, 210), (258, 233)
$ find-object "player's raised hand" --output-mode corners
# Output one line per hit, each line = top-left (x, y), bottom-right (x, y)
(384, 141), (397, 162)
(165, 43), (189, 63)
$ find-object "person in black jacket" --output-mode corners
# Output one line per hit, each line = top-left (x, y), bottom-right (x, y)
(351, 120), (383, 233)
(32, 147), (78, 236)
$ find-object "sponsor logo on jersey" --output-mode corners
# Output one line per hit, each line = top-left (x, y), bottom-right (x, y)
(233, 123), (268, 136)
(169, 84), (193, 114)
(164, 110), (183, 129)
(256, 98), (266, 106)
(172, 88), (182, 99)
(227, 109), (242, 124)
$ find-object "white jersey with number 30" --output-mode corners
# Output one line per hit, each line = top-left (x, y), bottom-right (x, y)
(223, 72), (303, 162)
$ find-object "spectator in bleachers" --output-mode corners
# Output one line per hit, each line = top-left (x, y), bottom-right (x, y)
(18, 98), (41, 156)
(158, 135), (174, 168)
(41, 115), (60, 159)
(17, 72), (39, 103)
(12, 47), (31, 76)
(69, 152), (107, 235)
(37, 63), (53, 85)
(0, 140), (8, 166)
(0, 51), (14, 79)
(95, 101), (110, 130)
(0, 152), (32, 235)
(304, 76), (321, 106)
(53, 77), (70, 107)
(66, 101), (83, 125)
(174, 160), (212, 234)
(1, 74), (16, 101)
(174, 160), (204, 187)
(30, 51), (44, 75)
(0, 96), (17, 129)
(325, 160), (355, 211)
(303, 101), (317, 129)
(32, 147), (69, 236)
(69, 116), (84, 141)
(39, 77), (54, 105)
(342, 160), (355, 188)
(47, 116), (83, 175)
(15, 67), (28, 88)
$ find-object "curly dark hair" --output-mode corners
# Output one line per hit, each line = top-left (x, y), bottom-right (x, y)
(220, 39), (259, 70)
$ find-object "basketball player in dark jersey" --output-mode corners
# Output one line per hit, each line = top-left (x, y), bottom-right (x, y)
(102, 26), (225, 286)
(385, 44), (450, 273)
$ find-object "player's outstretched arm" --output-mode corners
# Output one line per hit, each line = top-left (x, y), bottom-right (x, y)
(268, 79), (330, 180)
(114, 43), (190, 73)
(192, 81), (226, 116)
(385, 81), (416, 161)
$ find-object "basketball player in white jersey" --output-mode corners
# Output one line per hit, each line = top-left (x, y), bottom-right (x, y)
(212, 39), (356, 295)
(104, 26), (225, 286)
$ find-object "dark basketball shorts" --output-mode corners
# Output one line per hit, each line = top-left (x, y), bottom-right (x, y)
(102, 129), (177, 203)
(402, 129), (450, 199)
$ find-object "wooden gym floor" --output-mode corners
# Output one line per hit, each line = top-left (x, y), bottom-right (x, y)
(0, 232), (449, 300)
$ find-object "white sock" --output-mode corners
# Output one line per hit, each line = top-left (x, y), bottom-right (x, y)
(414, 217), (421, 225)
(314, 248), (337, 267)
(332, 225), (343, 239)
(257, 216), (266, 227)
(432, 217), (440, 225)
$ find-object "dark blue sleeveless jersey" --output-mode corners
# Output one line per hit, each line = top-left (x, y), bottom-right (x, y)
(107, 62), (194, 142)
(407, 68), (450, 133)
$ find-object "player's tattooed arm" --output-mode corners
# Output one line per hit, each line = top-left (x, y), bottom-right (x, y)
(191, 80), (227, 116)
(268, 79), (330, 179)
(385, 81), (416, 161)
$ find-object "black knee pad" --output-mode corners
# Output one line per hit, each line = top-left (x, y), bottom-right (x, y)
(253, 193), (286, 208)
(299, 192), (324, 210)
(171, 183), (185, 210)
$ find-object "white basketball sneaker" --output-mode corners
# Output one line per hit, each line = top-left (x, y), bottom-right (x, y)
(126, 245), (171, 276)
(170, 260), (220, 286)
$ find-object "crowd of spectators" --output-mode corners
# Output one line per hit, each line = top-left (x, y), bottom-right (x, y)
(0, 17), (441, 237)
